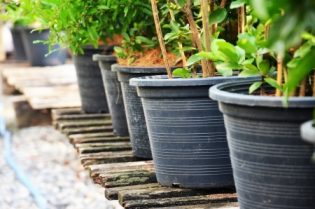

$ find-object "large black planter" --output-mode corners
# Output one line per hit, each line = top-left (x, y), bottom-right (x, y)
(112, 64), (166, 159)
(210, 81), (315, 209)
(10, 27), (27, 60)
(73, 48), (109, 113)
(21, 28), (67, 66)
(93, 54), (128, 136)
(130, 75), (253, 188)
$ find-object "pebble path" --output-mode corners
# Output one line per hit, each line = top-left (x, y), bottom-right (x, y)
(0, 126), (120, 209)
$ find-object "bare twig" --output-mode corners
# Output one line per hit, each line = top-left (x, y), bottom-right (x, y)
(299, 79), (306, 97)
(238, 6), (246, 34)
(168, 2), (187, 67)
(201, 0), (215, 77)
(150, 0), (173, 78)
(183, 0), (211, 77)
(276, 55), (283, 97)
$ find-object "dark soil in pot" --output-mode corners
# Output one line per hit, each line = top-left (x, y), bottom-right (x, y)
(21, 28), (67, 66)
(93, 54), (128, 136)
(112, 64), (166, 159)
(73, 47), (111, 113)
(130, 75), (256, 188)
(10, 27), (27, 61)
(210, 80), (315, 209)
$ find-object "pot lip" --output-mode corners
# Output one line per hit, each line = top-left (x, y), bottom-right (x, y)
(301, 120), (315, 143)
(130, 75), (258, 87)
(209, 80), (315, 108)
(111, 63), (169, 74)
(92, 54), (116, 62)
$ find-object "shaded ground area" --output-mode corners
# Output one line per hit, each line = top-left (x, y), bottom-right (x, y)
(0, 126), (119, 209)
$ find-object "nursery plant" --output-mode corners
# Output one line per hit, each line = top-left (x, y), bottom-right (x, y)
(208, 0), (315, 208)
(129, 0), (259, 188)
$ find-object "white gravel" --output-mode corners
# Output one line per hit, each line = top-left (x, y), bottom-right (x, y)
(0, 126), (121, 209)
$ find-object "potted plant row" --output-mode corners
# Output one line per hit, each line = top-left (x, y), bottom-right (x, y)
(0, 0), (67, 66)
(130, 0), (257, 188)
(206, 0), (315, 208)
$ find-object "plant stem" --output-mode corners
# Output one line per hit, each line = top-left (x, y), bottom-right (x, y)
(183, 0), (211, 77)
(201, 0), (215, 77)
(238, 6), (246, 34)
(299, 79), (306, 97)
(220, 0), (227, 8)
(168, 2), (187, 67)
(276, 55), (283, 97)
(150, 0), (173, 79)
(313, 71), (315, 96)
(210, 0), (217, 34)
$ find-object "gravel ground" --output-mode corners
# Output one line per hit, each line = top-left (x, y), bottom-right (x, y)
(0, 126), (121, 209)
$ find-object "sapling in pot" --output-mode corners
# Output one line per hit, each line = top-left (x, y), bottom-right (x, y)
(130, 0), (254, 188)
(209, 0), (315, 208)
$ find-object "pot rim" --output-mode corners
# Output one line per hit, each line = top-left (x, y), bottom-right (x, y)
(111, 64), (169, 74)
(92, 54), (116, 62)
(301, 120), (315, 143)
(209, 80), (315, 108)
(130, 75), (258, 87)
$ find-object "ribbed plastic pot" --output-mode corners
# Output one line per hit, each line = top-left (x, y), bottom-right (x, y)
(93, 54), (129, 136)
(10, 27), (27, 60)
(73, 48), (109, 113)
(21, 28), (67, 66)
(301, 120), (315, 145)
(130, 75), (256, 188)
(112, 64), (166, 159)
(210, 80), (315, 209)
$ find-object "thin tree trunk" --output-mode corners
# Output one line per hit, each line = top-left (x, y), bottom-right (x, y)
(299, 79), (306, 97)
(276, 55), (283, 96)
(168, 3), (187, 67)
(238, 6), (246, 34)
(150, 0), (173, 79)
(201, 0), (215, 77)
(183, 0), (211, 77)
(220, 0), (227, 8)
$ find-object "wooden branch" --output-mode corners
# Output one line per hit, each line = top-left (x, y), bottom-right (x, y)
(220, 0), (227, 8)
(238, 6), (246, 34)
(299, 79), (306, 97)
(276, 55), (283, 97)
(201, 0), (215, 77)
(168, 3), (187, 67)
(150, 0), (173, 79)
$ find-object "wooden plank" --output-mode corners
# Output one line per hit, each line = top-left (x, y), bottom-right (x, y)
(150, 202), (239, 209)
(69, 132), (116, 142)
(72, 136), (130, 144)
(88, 161), (154, 178)
(80, 150), (137, 167)
(119, 187), (235, 203)
(58, 119), (112, 130)
(105, 183), (161, 200)
(62, 125), (113, 135)
(76, 142), (132, 154)
(123, 193), (237, 209)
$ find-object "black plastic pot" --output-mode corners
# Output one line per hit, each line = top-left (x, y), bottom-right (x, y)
(130, 76), (256, 188)
(210, 81), (315, 209)
(112, 65), (166, 159)
(21, 28), (67, 66)
(301, 120), (315, 145)
(10, 27), (27, 60)
(73, 48), (110, 113)
(93, 54), (128, 136)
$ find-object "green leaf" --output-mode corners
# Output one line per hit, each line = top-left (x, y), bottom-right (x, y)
(237, 33), (257, 54)
(265, 77), (283, 91)
(217, 68), (233, 77)
(257, 60), (271, 75)
(230, 0), (247, 9)
(249, 81), (263, 94)
(172, 68), (192, 78)
(187, 52), (215, 66)
(209, 8), (227, 25)
(240, 64), (260, 76)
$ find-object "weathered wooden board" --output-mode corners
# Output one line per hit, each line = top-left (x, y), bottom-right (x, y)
(1, 65), (81, 109)
(52, 108), (239, 209)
